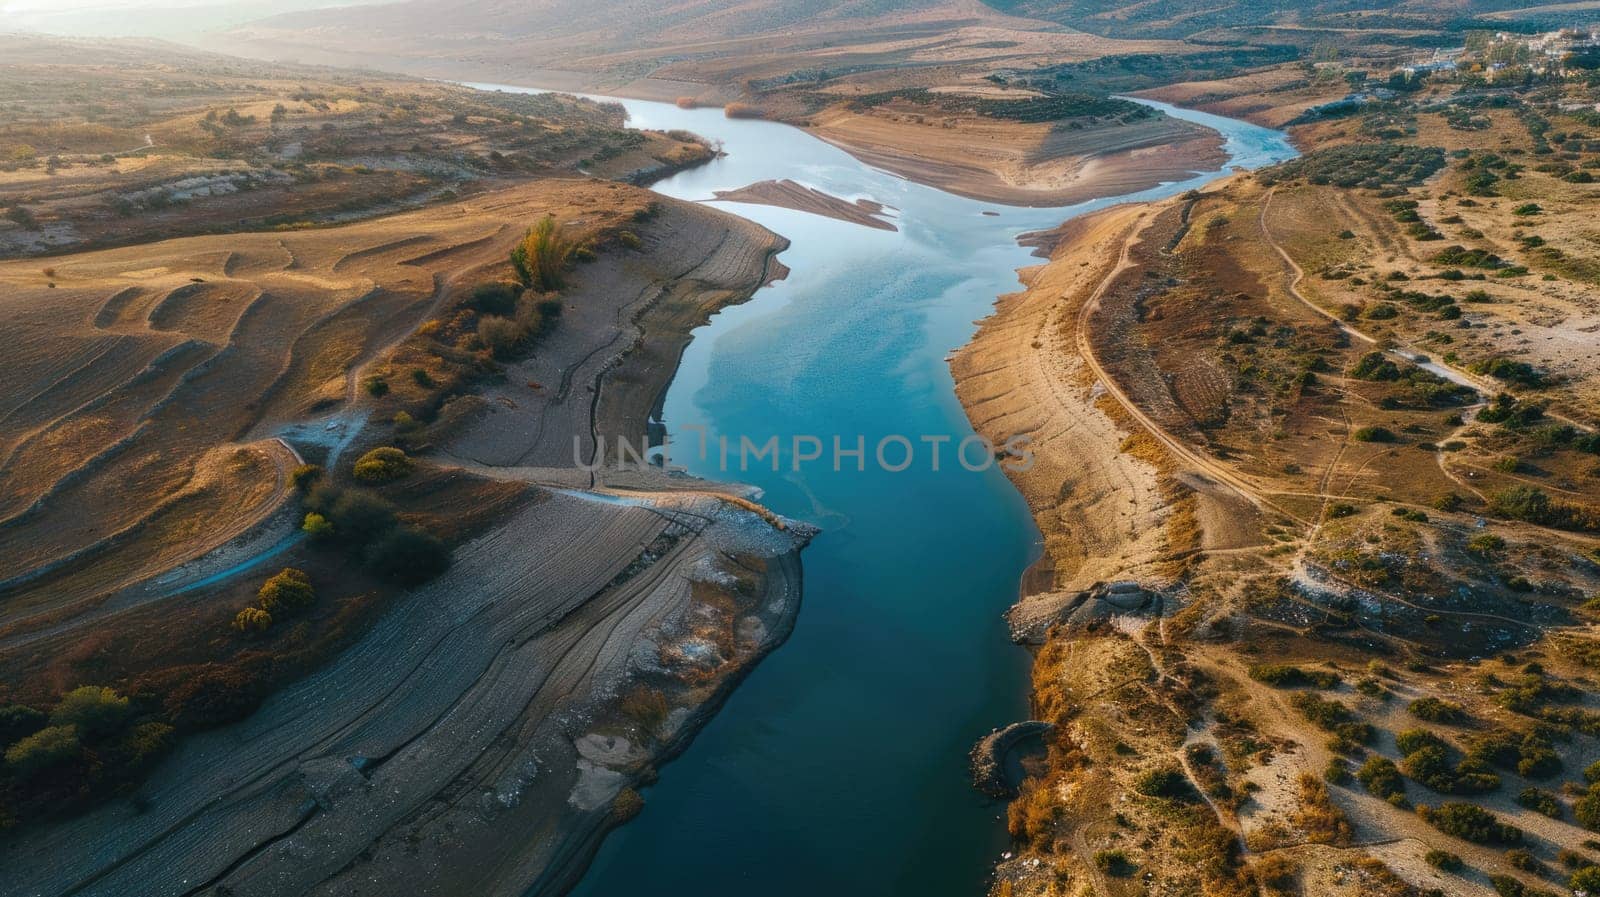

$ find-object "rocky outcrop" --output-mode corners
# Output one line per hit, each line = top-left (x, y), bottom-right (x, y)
(971, 721), (1055, 799)
(1007, 580), (1163, 644)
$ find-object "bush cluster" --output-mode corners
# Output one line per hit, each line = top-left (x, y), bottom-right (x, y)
(1418, 802), (1522, 844)
(352, 446), (413, 483)
(302, 485), (450, 585)
(232, 568), (316, 635)
(1258, 143), (1445, 189)
(1248, 664), (1340, 688)
(0, 686), (173, 827)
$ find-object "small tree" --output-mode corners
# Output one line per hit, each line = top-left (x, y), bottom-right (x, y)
(510, 215), (574, 292)
(4, 725), (80, 775)
(257, 568), (314, 612)
(289, 463), (323, 492)
(232, 606), (272, 633)
(302, 512), (334, 540)
(352, 446), (413, 483)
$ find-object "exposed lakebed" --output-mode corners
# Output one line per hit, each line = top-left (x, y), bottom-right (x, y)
(470, 84), (1295, 896)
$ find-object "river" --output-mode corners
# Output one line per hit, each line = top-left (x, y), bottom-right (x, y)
(470, 84), (1295, 896)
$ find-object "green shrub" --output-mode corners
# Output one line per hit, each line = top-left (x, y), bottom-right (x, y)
(1473, 357), (1549, 388)
(1578, 785), (1600, 830)
(1409, 697), (1467, 724)
(1489, 873), (1530, 897)
(302, 512), (334, 540)
(1356, 755), (1406, 802)
(1133, 766), (1193, 799)
(257, 568), (314, 613)
(50, 686), (130, 739)
(232, 606), (272, 633)
(1418, 802), (1522, 844)
(1354, 426), (1396, 443)
(1249, 664), (1340, 688)
(362, 375), (389, 397)
(1395, 728), (1448, 756)
(1403, 744), (1500, 794)
(1506, 849), (1544, 875)
(1324, 757), (1352, 785)
(289, 463), (322, 491)
(3, 725), (81, 776)
(1516, 787), (1562, 818)
(1424, 849), (1462, 871)
(352, 446), (413, 483)
(1466, 533), (1505, 556)
(117, 721), (174, 770)
(0, 704), (47, 748)
(1432, 244), (1505, 269)
(316, 488), (398, 544)
(364, 527), (450, 585)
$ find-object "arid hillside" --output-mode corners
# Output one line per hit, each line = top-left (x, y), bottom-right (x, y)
(957, 63), (1600, 897)
(0, 168), (813, 894)
(0, 36), (713, 257)
(0, 42), (815, 895)
(982, 0), (1552, 38)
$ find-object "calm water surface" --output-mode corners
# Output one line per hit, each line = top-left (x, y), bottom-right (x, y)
(471, 84), (1295, 896)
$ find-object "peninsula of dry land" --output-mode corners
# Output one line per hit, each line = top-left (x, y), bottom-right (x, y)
(0, 39), (809, 896)
(959, 50), (1600, 897)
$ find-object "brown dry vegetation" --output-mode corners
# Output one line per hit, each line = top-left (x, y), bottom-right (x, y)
(0, 35), (712, 258)
(0, 39), (814, 890)
(964, 70), (1600, 896)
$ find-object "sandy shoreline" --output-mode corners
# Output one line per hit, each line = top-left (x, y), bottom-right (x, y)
(713, 178), (897, 231)
(807, 107), (1227, 207)
(951, 205), (1171, 631)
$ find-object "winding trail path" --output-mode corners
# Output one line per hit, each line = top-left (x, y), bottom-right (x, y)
(1074, 212), (1310, 527)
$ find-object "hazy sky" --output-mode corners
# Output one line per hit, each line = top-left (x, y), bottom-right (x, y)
(0, 0), (382, 38)
(3, 0), (238, 10)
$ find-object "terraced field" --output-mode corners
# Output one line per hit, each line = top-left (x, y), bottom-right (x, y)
(0, 135), (816, 895)
(0, 191), (503, 630)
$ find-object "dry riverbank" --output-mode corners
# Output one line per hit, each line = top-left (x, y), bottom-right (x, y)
(952, 204), (1171, 631)
(809, 108), (1226, 207)
(0, 180), (812, 897)
(713, 179), (897, 231)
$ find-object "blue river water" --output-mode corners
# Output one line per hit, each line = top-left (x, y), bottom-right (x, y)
(472, 84), (1294, 896)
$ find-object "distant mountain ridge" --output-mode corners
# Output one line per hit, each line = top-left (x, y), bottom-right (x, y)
(985, 0), (1600, 37)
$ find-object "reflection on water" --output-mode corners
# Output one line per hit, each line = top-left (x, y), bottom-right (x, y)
(469, 83), (1295, 897)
